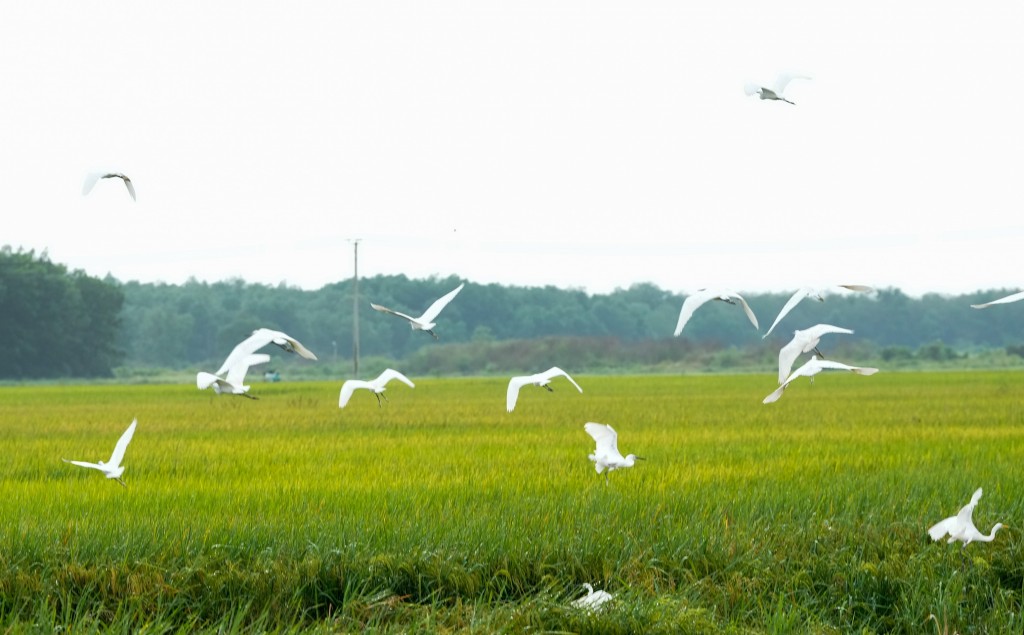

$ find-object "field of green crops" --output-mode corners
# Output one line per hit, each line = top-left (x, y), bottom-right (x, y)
(2, 371), (1024, 633)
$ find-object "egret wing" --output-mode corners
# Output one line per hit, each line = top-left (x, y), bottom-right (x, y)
(196, 371), (222, 390)
(773, 73), (810, 96)
(418, 283), (465, 323)
(63, 459), (104, 471)
(225, 353), (270, 387)
(928, 516), (958, 541)
(542, 367), (583, 393)
(814, 359), (878, 375)
(215, 331), (273, 376)
(584, 422), (619, 456)
(762, 384), (787, 404)
(802, 324), (854, 340)
(971, 290), (1024, 309)
(837, 284), (873, 293)
(674, 290), (713, 336)
(107, 419), (137, 467)
(731, 293), (759, 330)
(376, 368), (414, 389)
(82, 172), (102, 195)
(338, 379), (371, 408)
(955, 488), (983, 525)
(121, 176), (137, 201)
(370, 302), (419, 324)
(763, 289), (811, 339)
(777, 337), (806, 385)
(506, 375), (531, 412)
(743, 82), (763, 97)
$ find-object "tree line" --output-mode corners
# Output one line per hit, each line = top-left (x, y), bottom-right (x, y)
(4, 247), (1024, 378)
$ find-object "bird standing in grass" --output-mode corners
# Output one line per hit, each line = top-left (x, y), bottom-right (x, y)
(571, 583), (613, 611)
(63, 418), (138, 487)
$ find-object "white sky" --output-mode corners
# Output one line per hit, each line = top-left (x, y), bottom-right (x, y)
(2, 2), (1022, 297)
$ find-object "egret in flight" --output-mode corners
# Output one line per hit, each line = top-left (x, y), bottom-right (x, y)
(674, 289), (759, 336)
(506, 367), (582, 412)
(82, 171), (136, 201)
(971, 290), (1024, 309)
(928, 488), (1006, 546)
(744, 73), (811, 104)
(215, 328), (318, 376)
(763, 356), (878, 403)
(197, 353), (271, 398)
(371, 282), (465, 339)
(571, 583), (613, 611)
(762, 285), (873, 339)
(63, 418), (137, 487)
(585, 422), (644, 483)
(339, 368), (415, 408)
(777, 324), (854, 384)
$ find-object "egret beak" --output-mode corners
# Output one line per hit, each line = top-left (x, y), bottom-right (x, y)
(115, 477), (126, 488)
(636, 456), (646, 461)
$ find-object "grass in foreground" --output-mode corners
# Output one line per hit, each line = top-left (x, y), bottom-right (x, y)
(2, 371), (1024, 633)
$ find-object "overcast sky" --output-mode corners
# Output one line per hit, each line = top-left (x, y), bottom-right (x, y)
(2, 2), (1022, 298)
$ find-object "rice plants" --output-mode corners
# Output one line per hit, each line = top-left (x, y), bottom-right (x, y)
(1, 371), (1023, 632)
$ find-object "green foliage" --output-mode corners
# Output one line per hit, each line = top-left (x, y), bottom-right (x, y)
(0, 246), (124, 378)
(2, 373), (1024, 632)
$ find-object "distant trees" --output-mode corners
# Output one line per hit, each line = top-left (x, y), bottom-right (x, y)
(0, 247), (124, 378)
(4, 248), (1024, 378)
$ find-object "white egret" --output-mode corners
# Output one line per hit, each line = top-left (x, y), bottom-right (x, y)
(777, 324), (855, 384)
(370, 282), (465, 340)
(197, 353), (271, 398)
(928, 488), (1006, 546)
(571, 583), (613, 611)
(971, 290), (1024, 309)
(762, 285), (873, 339)
(584, 422), (643, 483)
(743, 73), (811, 104)
(506, 367), (582, 412)
(674, 288), (759, 336)
(763, 356), (878, 404)
(339, 368), (415, 408)
(62, 418), (137, 487)
(215, 328), (317, 376)
(82, 171), (136, 201)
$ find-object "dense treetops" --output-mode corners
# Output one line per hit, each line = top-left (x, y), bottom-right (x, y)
(3, 246), (1022, 378)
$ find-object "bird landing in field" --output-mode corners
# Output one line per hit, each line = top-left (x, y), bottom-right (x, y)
(584, 422), (643, 484)
(339, 368), (415, 408)
(62, 418), (137, 487)
(928, 487), (1007, 546)
(506, 366), (582, 412)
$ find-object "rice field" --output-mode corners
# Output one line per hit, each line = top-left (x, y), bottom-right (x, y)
(2, 371), (1024, 633)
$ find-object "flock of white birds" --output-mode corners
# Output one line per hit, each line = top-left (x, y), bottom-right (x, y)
(73, 118), (1024, 606)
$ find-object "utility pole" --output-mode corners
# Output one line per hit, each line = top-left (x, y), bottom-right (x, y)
(351, 238), (361, 378)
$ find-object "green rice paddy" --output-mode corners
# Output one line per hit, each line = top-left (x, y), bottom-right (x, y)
(2, 371), (1024, 633)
